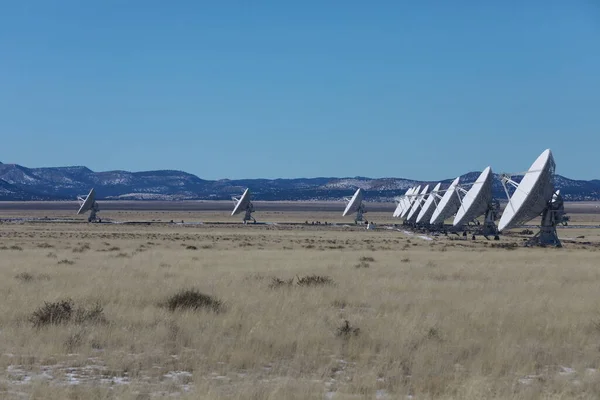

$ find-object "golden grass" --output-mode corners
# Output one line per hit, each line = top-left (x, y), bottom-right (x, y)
(0, 213), (599, 399)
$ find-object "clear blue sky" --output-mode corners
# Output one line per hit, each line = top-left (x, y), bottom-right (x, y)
(1, 1), (598, 180)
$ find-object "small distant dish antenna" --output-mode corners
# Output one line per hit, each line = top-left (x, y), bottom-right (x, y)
(232, 188), (256, 224)
(343, 188), (366, 224)
(453, 167), (499, 239)
(393, 187), (414, 218)
(406, 185), (430, 223)
(498, 149), (567, 247)
(430, 177), (461, 225)
(400, 185), (421, 219)
(416, 182), (442, 224)
(77, 188), (101, 222)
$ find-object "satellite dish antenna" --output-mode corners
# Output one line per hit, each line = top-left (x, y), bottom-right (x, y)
(453, 167), (499, 238)
(416, 182), (442, 224)
(406, 185), (430, 223)
(343, 188), (366, 224)
(77, 188), (101, 222)
(393, 187), (413, 218)
(498, 149), (567, 247)
(400, 185), (421, 219)
(232, 188), (256, 224)
(430, 177), (461, 225)
(396, 187), (416, 218)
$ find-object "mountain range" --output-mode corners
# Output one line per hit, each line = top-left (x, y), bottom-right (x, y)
(0, 162), (599, 202)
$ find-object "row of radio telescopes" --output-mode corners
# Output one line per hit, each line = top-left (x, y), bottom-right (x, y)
(76, 149), (568, 247)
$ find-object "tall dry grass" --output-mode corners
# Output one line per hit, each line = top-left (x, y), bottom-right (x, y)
(0, 219), (599, 399)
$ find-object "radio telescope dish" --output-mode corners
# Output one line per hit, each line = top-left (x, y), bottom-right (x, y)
(77, 188), (100, 222)
(343, 188), (366, 224)
(498, 149), (565, 246)
(232, 188), (256, 224)
(453, 167), (492, 227)
(406, 185), (430, 223)
(430, 177), (461, 225)
(416, 182), (442, 224)
(393, 187), (413, 218)
(400, 185), (421, 219)
(453, 167), (499, 238)
(397, 187), (416, 218)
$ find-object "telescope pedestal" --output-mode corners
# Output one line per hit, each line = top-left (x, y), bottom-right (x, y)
(88, 202), (101, 223)
(526, 207), (562, 247)
(355, 204), (365, 224)
(243, 203), (256, 224)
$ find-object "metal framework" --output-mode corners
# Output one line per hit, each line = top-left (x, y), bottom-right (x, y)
(501, 172), (567, 247)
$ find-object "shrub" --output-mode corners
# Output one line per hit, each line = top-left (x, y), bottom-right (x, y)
(336, 320), (360, 337)
(74, 302), (106, 324)
(270, 275), (336, 288)
(29, 299), (106, 328)
(164, 289), (222, 313)
(355, 261), (370, 269)
(15, 272), (34, 282)
(269, 277), (294, 289)
(359, 256), (375, 263)
(296, 274), (335, 287)
(72, 243), (91, 253)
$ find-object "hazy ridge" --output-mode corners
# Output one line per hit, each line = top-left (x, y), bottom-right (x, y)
(0, 162), (598, 202)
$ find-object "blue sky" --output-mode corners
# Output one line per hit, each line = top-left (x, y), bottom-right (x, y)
(1, 1), (598, 180)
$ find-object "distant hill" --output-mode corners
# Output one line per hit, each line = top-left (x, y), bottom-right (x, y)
(0, 162), (598, 202)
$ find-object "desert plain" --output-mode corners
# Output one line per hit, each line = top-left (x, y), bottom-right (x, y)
(0, 203), (600, 399)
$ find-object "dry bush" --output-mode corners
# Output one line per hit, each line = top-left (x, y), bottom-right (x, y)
(72, 243), (91, 253)
(15, 272), (34, 282)
(57, 259), (75, 265)
(269, 277), (295, 289)
(29, 299), (106, 328)
(163, 289), (223, 313)
(336, 320), (360, 337)
(355, 261), (370, 268)
(296, 274), (335, 287)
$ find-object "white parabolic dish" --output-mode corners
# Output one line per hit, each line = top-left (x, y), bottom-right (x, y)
(406, 185), (430, 222)
(77, 188), (96, 215)
(401, 185), (421, 218)
(393, 188), (412, 218)
(397, 187), (415, 217)
(430, 177), (460, 225)
(416, 182), (442, 224)
(343, 188), (364, 216)
(232, 188), (251, 216)
(453, 167), (493, 227)
(498, 149), (555, 232)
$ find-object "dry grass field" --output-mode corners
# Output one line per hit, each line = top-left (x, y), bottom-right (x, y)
(1, 207), (600, 399)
